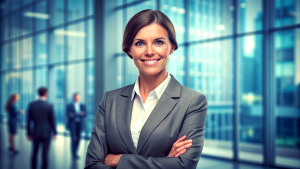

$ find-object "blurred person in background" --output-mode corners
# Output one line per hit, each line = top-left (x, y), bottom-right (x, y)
(5, 93), (24, 155)
(66, 93), (86, 160)
(27, 87), (57, 169)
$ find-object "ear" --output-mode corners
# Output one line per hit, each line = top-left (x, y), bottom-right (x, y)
(169, 45), (176, 55)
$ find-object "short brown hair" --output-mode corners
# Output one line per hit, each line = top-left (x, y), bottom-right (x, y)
(122, 9), (178, 59)
(38, 87), (48, 97)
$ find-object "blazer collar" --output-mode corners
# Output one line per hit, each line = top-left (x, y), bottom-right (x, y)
(116, 75), (182, 154)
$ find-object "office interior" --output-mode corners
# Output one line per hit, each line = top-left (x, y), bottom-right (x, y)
(0, 0), (299, 169)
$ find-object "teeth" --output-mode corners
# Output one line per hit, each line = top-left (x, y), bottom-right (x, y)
(144, 60), (158, 64)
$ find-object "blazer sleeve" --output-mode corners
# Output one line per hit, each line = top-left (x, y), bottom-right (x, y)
(26, 103), (33, 136)
(85, 93), (113, 169)
(116, 94), (208, 169)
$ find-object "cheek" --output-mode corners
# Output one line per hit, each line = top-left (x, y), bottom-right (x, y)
(156, 46), (170, 57)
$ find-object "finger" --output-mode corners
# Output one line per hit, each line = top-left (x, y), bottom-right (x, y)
(172, 139), (193, 149)
(174, 143), (192, 155)
(174, 149), (187, 157)
(175, 135), (187, 144)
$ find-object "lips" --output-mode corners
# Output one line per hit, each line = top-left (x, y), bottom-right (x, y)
(141, 59), (161, 65)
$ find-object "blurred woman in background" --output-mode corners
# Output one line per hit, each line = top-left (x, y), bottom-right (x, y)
(5, 94), (24, 154)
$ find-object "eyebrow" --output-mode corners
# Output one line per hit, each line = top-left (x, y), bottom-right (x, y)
(133, 37), (167, 41)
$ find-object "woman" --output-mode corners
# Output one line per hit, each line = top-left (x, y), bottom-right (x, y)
(85, 9), (207, 169)
(5, 94), (23, 154)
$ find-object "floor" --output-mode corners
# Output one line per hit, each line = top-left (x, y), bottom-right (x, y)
(0, 123), (281, 169)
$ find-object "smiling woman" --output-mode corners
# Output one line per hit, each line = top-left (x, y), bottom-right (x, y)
(85, 9), (208, 169)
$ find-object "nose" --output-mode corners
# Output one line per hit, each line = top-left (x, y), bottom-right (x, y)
(145, 44), (155, 56)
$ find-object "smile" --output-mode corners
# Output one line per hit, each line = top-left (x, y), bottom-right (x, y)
(141, 59), (161, 65)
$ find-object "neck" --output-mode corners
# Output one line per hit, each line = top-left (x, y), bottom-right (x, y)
(138, 70), (168, 102)
(40, 96), (47, 100)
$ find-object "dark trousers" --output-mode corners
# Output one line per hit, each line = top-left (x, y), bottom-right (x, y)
(31, 137), (51, 169)
(70, 122), (81, 157)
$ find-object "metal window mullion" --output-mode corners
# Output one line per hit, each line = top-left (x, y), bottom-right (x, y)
(233, 0), (239, 162)
(263, 0), (276, 167)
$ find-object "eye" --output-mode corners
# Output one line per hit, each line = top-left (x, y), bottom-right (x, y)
(155, 40), (164, 45)
(135, 41), (144, 46)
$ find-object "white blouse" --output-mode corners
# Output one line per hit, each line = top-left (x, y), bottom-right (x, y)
(130, 74), (171, 148)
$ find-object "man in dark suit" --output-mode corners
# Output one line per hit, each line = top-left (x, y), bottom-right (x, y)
(66, 93), (86, 159)
(27, 87), (57, 169)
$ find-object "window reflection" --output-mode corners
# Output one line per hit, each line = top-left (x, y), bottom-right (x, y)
(274, 29), (300, 168)
(238, 0), (263, 33)
(22, 37), (33, 67)
(274, 0), (300, 27)
(35, 1), (48, 32)
(238, 35), (263, 163)
(36, 33), (48, 65)
(50, 0), (64, 26)
(67, 23), (85, 61)
(68, 0), (84, 22)
(50, 28), (64, 63)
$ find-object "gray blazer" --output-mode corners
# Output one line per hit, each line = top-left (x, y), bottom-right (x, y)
(85, 75), (208, 169)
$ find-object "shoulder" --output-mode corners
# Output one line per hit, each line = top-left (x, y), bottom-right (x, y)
(105, 84), (134, 99)
(181, 86), (206, 101)
(179, 86), (207, 112)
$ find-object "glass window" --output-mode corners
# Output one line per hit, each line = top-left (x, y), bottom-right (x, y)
(50, 0), (64, 26)
(49, 66), (65, 132)
(88, 19), (94, 58)
(190, 39), (234, 159)
(238, 35), (263, 163)
(67, 63), (85, 103)
(125, 58), (139, 86)
(10, 0), (20, 11)
(35, 67), (47, 90)
(11, 12), (20, 39)
(22, 70), (33, 124)
(189, 0), (233, 41)
(86, 61), (94, 136)
(22, 37), (33, 67)
(274, 0), (300, 27)
(88, 0), (94, 16)
(11, 40), (21, 69)
(50, 28), (64, 63)
(23, 0), (33, 6)
(125, 1), (156, 22)
(22, 6), (33, 36)
(274, 29), (300, 168)
(36, 33), (48, 65)
(35, 0), (48, 32)
(168, 46), (185, 85)
(67, 22), (85, 61)
(1, 17), (9, 42)
(0, 0), (9, 16)
(161, 0), (186, 44)
(1, 43), (10, 70)
(238, 0), (263, 33)
(68, 0), (84, 22)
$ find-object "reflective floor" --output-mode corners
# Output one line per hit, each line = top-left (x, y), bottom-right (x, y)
(0, 123), (279, 169)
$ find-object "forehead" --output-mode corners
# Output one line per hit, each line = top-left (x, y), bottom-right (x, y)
(134, 23), (168, 39)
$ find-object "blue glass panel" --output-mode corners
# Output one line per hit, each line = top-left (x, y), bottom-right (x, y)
(274, 0), (300, 27)
(0, 0), (9, 16)
(36, 33), (48, 65)
(274, 29), (300, 168)
(1, 44), (10, 70)
(22, 6), (33, 36)
(88, 19), (94, 58)
(22, 37), (33, 67)
(50, 0), (64, 26)
(189, 0), (233, 41)
(238, 34), (264, 163)
(86, 61), (94, 136)
(68, 0), (84, 22)
(162, 0), (186, 44)
(88, 0), (94, 16)
(238, 0), (263, 33)
(35, 67), (47, 89)
(49, 66), (65, 132)
(11, 40), (21, 69)
(67, 22), (85, 61)
(190, 39), (234, 159)
(35, 1), (48, 32)
(50, 28), (64, 63)
(167, 46), (185, 85)
(22, 70), (33, 124)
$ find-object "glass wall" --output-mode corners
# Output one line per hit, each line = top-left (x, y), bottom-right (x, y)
(0, 0), (95, 136)
(114, 0), (300, 168)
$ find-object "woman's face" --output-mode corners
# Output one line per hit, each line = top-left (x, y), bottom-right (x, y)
(129, 23), (175, 77)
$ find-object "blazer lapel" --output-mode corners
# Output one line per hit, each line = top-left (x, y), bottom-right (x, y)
(137, 75), (182, 154)
(116, 84), (137, 154)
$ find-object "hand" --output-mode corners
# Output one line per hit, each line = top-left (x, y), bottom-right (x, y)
(27, 136), (33, 141)
(80, 111), (85, 116)
(104, 154), (122, 167)
(53, 135), (57, 140)
(167, 135), (193, 157)
(20, 110), (24, 115)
